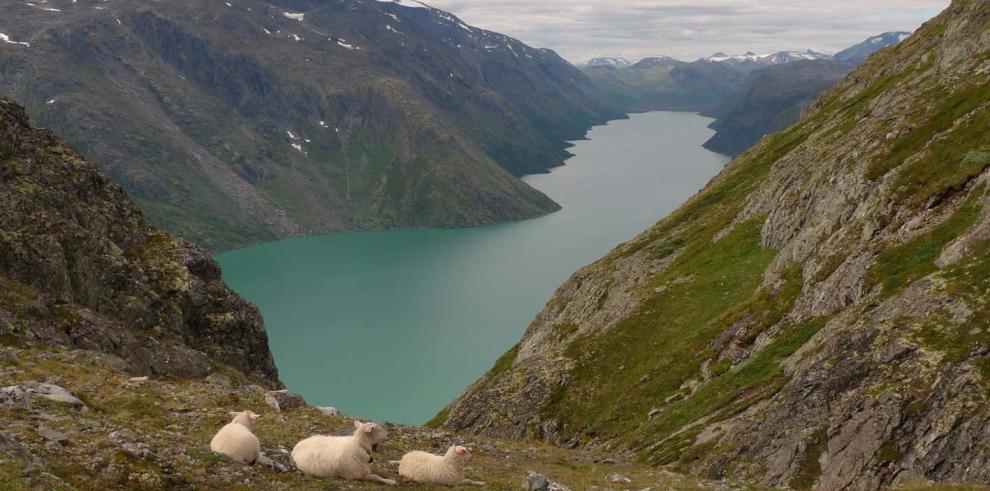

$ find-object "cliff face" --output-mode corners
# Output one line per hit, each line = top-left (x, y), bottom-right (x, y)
(0, 94), (278, 384)
(437, 1), (990, 489)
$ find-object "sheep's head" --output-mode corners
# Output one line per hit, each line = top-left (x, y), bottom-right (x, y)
(229, 410), (261, 428)
(447, 445), (472, 462)
(353, 420), (389, 448)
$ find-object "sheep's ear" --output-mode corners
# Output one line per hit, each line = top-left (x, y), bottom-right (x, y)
(353, 420), (363, 429)
(362, 423), (376, 433)
(456, 446), (467, 455)
(249, 413), (260, 422)
(228, 411), (239, 418)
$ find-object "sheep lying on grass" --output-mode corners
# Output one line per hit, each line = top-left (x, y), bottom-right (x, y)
(291, 420), (396, 485)
(399, 445), (485, 486)
(209, 410), (261, 464)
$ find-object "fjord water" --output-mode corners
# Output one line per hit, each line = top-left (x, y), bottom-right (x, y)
(217, 112), (728, 424)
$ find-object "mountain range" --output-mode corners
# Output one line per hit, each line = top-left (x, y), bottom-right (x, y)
(437, 3), (990, 489)
(0, 0), (617, 250)
(583, 33), (912, 155)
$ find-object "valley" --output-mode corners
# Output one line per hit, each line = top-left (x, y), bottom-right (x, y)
(216, 111), (728, 425)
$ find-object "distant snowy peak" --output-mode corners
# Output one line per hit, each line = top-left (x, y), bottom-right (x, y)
(705, 49), (831, 65)
(373, 0), (430, 9)
(834, 31), (912, 61)
(632, 56), (684, 68)
(583, 57), (631, 68)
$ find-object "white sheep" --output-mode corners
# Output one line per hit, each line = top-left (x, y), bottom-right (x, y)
(398, 445), (486, 486)
(291, 420), (396, 485)
(209, 410), (261, 464)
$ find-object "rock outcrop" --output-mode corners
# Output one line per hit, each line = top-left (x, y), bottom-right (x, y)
(437, 1), (990, 489)
(0, 94), (278, 384)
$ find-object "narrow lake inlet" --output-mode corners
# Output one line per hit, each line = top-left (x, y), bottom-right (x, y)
(216, 111), (729, 424)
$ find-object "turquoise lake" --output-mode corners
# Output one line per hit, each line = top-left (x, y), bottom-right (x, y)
(216, 111), (729, 424)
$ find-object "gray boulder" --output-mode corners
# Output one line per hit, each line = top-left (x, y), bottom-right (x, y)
(28, 383), (84, 408)
(316, 406), (340, 417)
(264, 390), (306, 412)
(36, 426), (68, 445)
(525, 472), (572, 491)
(1, 386), (31, 410)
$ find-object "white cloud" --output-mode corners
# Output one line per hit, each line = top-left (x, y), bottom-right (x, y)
(422, 0), (950, 63)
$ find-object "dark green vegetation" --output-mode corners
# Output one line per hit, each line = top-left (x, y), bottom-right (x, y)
(868, 185), (985, 297)
(0, 0), (616, 250)
(442, 2), (990, 488)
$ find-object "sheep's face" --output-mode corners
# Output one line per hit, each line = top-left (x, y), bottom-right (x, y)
(229, 411), (260, 428)
(354, 421), (389, 446)
(449, 445), (472, 462)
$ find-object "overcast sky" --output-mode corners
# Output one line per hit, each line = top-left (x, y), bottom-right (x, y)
(419, 0), (950, 63)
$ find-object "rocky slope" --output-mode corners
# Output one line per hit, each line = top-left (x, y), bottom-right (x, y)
(436, 1), (990, 490)
(1, 346), (745, 491)
(0, 0), (616, 250)
(0, 94), (277, 383)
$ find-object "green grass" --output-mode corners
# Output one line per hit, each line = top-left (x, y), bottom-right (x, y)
(545, 218), (780, 443)
(712, 264), (804, 346)
(789, 425), (829, 490)
(490, 344), (520, 377)
(913, 236), (990, 381)
(867, 185), (985, 297)
(642, 316), (831, 465)
(865, 82), (990, 207)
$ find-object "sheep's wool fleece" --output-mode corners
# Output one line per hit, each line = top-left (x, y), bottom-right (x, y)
(209, 423), (260, 464)
(399, 451), (463, 485)
(291, 435), (371, 479)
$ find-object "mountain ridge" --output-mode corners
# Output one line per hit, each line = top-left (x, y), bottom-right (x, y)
(0, 0), (617, 251)
(583, 32), (911, 122)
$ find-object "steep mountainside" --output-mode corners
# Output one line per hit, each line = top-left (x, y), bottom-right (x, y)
(703, 60), (857, 156)
(704, 33), (909, 156)
(0, 94), (278, 384)
(0, 0), (616, 250)
(437, 2), (990, 489)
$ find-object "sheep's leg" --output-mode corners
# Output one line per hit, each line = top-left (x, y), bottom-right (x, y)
(361, 473), (397, 486)
(460, 479), (487, 486)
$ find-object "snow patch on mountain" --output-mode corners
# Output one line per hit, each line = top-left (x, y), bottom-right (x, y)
(0, 33), (30, 47)
(583, 57), (631, 68)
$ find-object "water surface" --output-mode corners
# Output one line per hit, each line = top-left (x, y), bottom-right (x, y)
(217, 111), (729, 424)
